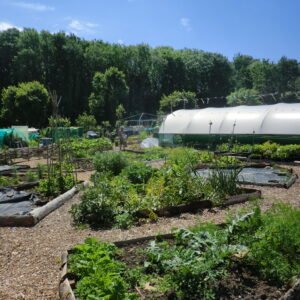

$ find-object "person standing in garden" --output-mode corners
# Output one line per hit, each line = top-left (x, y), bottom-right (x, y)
(118, 127), (127, 150)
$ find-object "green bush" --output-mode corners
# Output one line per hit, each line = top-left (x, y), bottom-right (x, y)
(71, 186), (115, 227)
(246, 204), (300, 284)
(122, 161), (154, 184)
(93, 151), (128, 175)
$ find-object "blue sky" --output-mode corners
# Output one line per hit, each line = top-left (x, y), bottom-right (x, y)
(0, 0), (299, 61)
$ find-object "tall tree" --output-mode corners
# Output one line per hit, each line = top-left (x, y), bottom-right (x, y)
(89, 67), (128, 123)
(12, 29), (43, 83)
(233, 54), (256, 89)
(1, 81), (49, 127)
(249, 60), (278, 93)
(226, 88), (261, 106)
(0, 28), (20, 92)
(159, 90), (197, 113)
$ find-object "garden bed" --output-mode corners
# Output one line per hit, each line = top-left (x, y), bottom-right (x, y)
(196, 165), (297, 188)
(60, 204), (300, 299)
(136, 188), (261, 218)
(0, 181), (88, 226)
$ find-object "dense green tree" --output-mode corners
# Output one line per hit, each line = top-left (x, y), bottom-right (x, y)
(75, 113), (97, 131)
(160, 90), (197, 113)
(89, 67), (128, 123)
(277, 57), (299, 92)
(12, 29), (43, 84)
(249, 60), (278, 93)
(1, 81), (49, 127)
(0, 28), (20, 92)
(0, 28), (299, 125)
(226, 88), (261, 106)
(233, 54), (256, 89)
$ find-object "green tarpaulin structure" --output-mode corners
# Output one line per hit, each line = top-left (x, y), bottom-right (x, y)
(45, 127), (83, 141)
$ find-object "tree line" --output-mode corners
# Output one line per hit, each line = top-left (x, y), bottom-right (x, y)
(0, 28), (299, 128)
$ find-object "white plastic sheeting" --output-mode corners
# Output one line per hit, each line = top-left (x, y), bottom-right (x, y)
(159, 103), (300, 135)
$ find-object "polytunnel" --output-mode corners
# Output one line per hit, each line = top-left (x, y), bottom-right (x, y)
(159, 103), (300, 146)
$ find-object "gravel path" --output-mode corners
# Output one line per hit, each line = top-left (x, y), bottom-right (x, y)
(0, 166), (300, 300)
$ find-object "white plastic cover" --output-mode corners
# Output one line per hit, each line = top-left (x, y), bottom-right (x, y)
(159, 103), (300, 135)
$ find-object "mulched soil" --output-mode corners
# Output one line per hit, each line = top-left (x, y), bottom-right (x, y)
(0, 164), (299, 299)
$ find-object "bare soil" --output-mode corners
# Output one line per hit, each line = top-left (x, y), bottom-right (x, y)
(0, 165), (299, 299)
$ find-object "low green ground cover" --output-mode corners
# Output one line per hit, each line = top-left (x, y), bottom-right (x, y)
(217, 141), (300, 160)
(69, 204), (300, 299)
(71, 148), (242, 228)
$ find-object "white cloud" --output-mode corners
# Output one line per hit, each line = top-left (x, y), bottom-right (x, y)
(12, 2), (55, 12)
(180, 17), (192, 32)
(0, 21), (22, 31)
(68, 19), (98, 34)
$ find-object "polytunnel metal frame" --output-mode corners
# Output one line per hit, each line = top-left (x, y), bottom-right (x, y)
(159, 103), (300, 146)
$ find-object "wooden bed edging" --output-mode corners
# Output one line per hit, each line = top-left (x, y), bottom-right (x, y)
(60, 228), (300, 300)
(0, 181), (88, 227)
(136, 188), (261, 218)
(59, 232), (175, 300)
(221, 189), (262, 207)
(59, 251), (76, 300)
(281, 279), (300, 300)
(30, 181), (88, 224)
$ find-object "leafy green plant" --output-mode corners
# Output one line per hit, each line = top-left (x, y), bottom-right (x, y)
(122, 161), (154, 184)
(37, 162), (75, 197)
(69, 238), (138, 300)
(218, 141), (300, 161)
(25, 170), (38, 182)
(65, 138), (112, 158)
(70, 205), (300, 299)
(71, 185), (116, 227)
(245, 204), (300, 284)
(93, 151), (128, 175)
(206, 168), (240, 203)
(144, 229), (232, 299)
(48, 116), (71, 127)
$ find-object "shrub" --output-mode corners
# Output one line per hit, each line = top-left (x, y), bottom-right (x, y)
(71, 186), (116, 227)
(246, 204), (300, 284)
(93, 151), (128, 175)
(75, 112), (97, 132)
(122, 161), (154, 184)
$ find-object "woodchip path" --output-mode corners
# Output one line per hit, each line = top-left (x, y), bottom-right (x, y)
(0, 165), (300, 300)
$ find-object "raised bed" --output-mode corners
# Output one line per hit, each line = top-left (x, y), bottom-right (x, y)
(0, 181), (88, 227)
(136, 188), (261, 218)
(196, 164), (297, 189)
(59, 231), (299, 300)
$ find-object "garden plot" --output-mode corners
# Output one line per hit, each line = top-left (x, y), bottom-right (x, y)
(0, 161), (81, 226)
(71, 149), (261, 229)
(61, 204), (300, 300)
(196, 165), (297, 188)
(0, 183), (85, 227)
